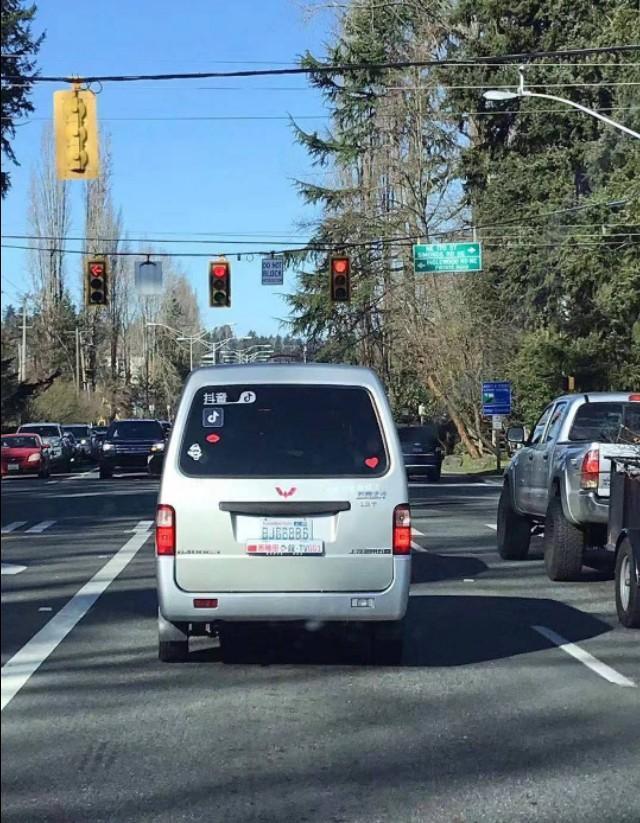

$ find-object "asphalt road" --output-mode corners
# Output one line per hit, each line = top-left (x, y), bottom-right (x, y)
(1, 468), (638, 823)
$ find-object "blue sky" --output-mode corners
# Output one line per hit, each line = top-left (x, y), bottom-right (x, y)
(1, 0), (335, 335)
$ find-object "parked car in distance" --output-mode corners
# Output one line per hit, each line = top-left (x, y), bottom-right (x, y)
(498, 392), (640, 581)
(99, 419), (166, 479)
(155, 364), (411, 664)
(63, 425), (92, 462)
(397, 424), (444, 481)
(1, 433), (51, 478)
(17, 422), (74, 473)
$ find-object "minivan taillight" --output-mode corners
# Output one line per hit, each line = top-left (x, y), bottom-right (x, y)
(580, 448), (600, 490)
(393, 504), (411, 555)
(156, 504), (176, 555)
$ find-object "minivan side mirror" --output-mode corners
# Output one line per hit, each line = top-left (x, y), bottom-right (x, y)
(507, 425), (525, 445)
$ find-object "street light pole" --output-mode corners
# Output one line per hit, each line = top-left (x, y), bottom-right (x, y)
(483, 67), (640, 140)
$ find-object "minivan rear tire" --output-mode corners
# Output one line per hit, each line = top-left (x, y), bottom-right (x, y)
(159, 640), (188, 662)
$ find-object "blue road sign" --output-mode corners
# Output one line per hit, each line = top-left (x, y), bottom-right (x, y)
(482, 381), (512, 416)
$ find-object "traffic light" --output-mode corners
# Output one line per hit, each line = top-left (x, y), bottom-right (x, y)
(85, 258), (108, 306)
(53, 88), (100, 180)
(209, 259), (231, 307)
(330, 256), (351, 302)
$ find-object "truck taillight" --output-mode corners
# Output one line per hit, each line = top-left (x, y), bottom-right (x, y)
(393, 504), (411, 554)
(580, 448), (600, 490)
(156, 504), (176, 555)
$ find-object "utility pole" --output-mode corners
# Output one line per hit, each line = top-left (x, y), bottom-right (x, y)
(21, 302), (28, 382)
(75, 327), (81, 395)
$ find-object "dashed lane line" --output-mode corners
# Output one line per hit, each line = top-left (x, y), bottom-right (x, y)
(1, 525), (153, 712)
(1, 563), (27, 575)
(532, 625), (636, 688)
(24, 520), (56, 534)
(1, 522), (27, 534)
(485, 523), (497, 531)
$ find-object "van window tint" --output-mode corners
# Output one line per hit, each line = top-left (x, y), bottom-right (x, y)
(569, 402), (640, 443)
(398, 426), (439, 448)
(20, 425), (59, 438)
(108, 421), (164, 440)
(179, 384), (388, 477)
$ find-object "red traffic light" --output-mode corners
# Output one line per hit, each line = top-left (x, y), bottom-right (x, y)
(209, 259), (231, 307)
(86, 258), (108, 306)
(330, 256), (351, 302)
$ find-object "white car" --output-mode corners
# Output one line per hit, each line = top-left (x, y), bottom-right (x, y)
(155, 364), (411, 663)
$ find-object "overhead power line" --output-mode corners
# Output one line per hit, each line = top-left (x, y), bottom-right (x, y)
(1, 45), (638, 84)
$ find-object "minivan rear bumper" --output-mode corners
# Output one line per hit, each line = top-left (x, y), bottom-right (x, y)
(157, 555), (411, 623)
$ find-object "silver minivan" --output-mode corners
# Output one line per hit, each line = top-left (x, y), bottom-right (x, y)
(155, 364), (411, 663)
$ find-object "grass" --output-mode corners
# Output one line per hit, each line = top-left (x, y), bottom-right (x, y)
(443, 453), (508, 476)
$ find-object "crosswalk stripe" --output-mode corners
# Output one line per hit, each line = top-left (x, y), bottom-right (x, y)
(25, 520), (56, 534)
(1, 522), (27, 534)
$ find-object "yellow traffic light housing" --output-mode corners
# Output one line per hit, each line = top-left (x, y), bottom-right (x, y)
(54, 88), (100, 180)
(209, 259), (231, 307)
(86, 257), (108, 306)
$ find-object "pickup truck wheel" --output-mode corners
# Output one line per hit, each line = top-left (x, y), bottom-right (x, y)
(544, 496), (584, 581)
(615, 538), (640, 628)
(497, 485), (531, 560)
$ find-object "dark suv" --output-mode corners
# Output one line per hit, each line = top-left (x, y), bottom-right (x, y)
(398, 425), (444, 482)
(99, 419), (166, 479)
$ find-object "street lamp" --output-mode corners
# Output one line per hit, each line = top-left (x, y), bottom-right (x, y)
(483, 67), (640, 140)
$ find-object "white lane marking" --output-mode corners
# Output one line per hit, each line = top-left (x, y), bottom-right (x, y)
(25, 520), (56, 534)
(463, 578), (475, 582)
(532, 625), (636, 688)
(38, 607), (53, 612)
(0, 529), (151, 712)
(411, 526), (427, 552)
(485, 523), (497, 531)
(1, 522), (27, 534)
(64, 470), (98, 481)
(134, 520), (153, 530)
(1, 563), (27, 575)
(46, 480), (59, 485)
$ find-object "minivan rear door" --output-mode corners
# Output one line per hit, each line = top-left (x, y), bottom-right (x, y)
(171, 383), (402, 593)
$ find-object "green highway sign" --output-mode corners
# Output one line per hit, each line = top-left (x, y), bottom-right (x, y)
(413, 241), (482, 273)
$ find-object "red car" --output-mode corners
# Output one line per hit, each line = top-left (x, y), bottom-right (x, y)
(1, 433), (51, 478)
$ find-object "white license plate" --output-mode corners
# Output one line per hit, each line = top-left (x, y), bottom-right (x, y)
(246, 541), (324, 556)
(259, 518), (313, 541)
(8, 463), (20, 472)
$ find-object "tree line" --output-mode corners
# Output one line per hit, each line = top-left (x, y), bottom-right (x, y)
(288, 0), (639, 457)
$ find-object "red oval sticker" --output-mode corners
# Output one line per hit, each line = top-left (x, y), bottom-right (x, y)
(206, 434), (221, 444)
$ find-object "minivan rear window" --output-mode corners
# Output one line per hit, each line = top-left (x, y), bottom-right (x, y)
(569, 402), (640, 443)
(179, 384), (388, 477)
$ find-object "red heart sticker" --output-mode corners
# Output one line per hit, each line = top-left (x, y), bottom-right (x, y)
(364, 456), (379, 469)
(206, 434), (221, 444)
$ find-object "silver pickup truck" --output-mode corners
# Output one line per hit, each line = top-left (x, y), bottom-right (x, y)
(497, 392), (640, 581)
